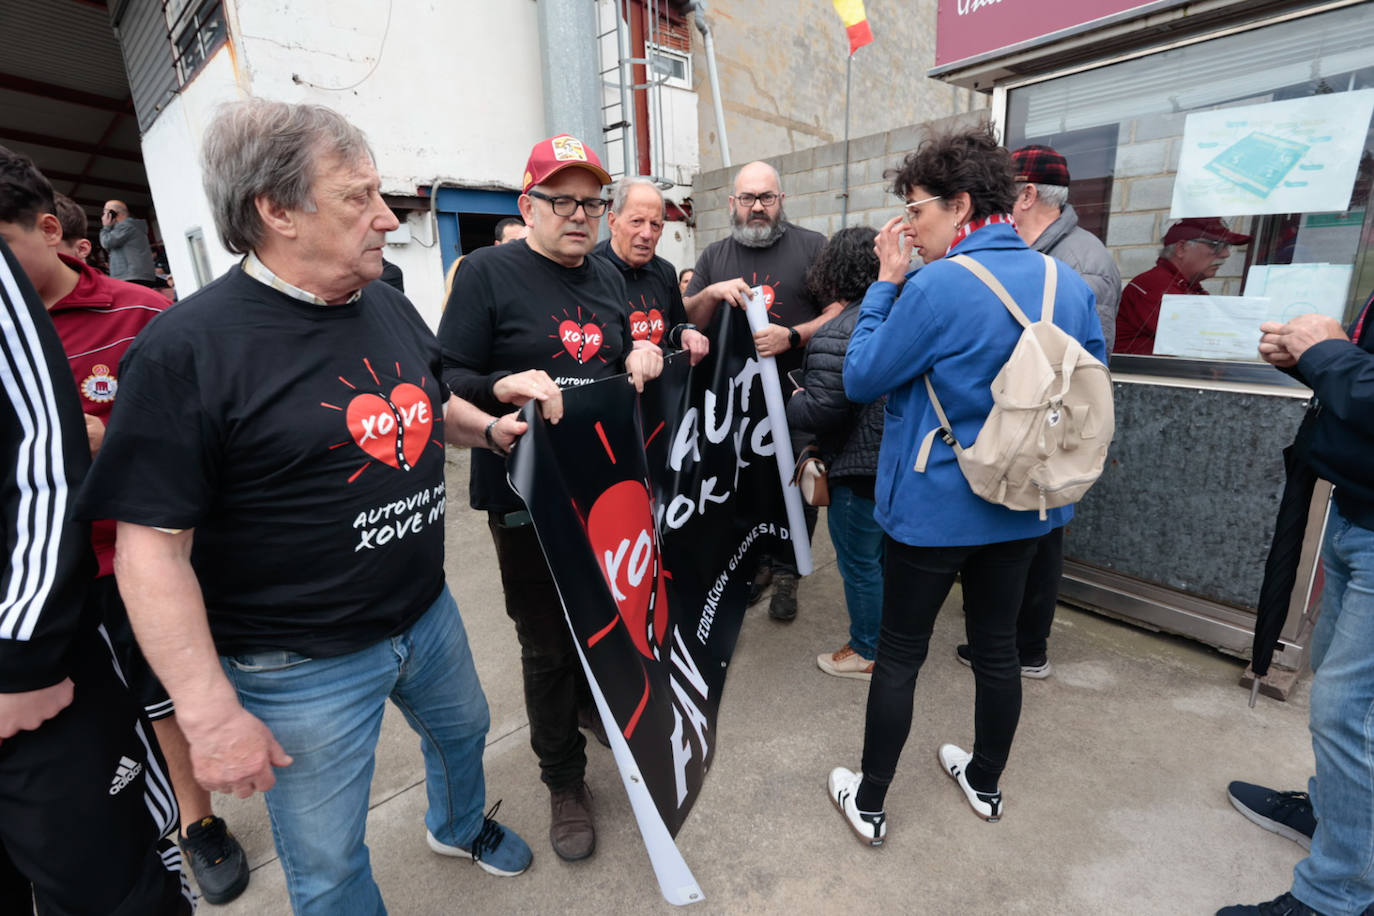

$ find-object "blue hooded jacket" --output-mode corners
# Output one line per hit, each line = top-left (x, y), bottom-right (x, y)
(844, 223), (1107, 547)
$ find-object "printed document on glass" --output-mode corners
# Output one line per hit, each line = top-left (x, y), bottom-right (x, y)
(1153, 295), (1275, 360)
(1171, 91), (1374, 218)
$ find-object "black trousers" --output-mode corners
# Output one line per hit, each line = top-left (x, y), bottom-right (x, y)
(0, 629), (191, 916)
(1016, 526), (1065, 662)
(488, 516), (589, 792)
(861, 534), (1040, 805)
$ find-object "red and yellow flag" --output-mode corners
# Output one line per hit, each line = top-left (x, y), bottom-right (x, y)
(833, 0), (873, 55)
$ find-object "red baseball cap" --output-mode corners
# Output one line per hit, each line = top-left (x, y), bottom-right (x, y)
(1163, 217), (1252, 246)
(521, 135), (611, 193)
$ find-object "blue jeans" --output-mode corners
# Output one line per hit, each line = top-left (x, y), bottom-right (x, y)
(827, 484), (885, 660)
(1293, 505), (1374, 916)
(221, 586), (490, 916)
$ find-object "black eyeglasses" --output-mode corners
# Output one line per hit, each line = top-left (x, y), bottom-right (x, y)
(526, 189), (608, 218)
(734, 192), (779, 207)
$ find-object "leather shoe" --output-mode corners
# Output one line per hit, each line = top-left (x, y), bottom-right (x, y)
(549, 782), (596, 861)
(578, 707), (611, 748)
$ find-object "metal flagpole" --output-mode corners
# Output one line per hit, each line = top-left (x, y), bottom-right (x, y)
(840, 53), (853, 227)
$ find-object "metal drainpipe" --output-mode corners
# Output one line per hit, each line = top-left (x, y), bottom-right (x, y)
(536, 0), (607, 166)
(685, 0), (731, 169)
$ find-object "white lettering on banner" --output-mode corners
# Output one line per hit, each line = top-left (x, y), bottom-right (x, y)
(956, 0), (1005, 14)
(603, 529), (654, 602)
(696, 521), (778, 644)
(667, 626), (711, 807)
(659, 357), (771, 531)
(351, 483), (444, 552)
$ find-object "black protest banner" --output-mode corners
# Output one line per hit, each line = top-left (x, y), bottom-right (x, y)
(506, 305), (802, 904)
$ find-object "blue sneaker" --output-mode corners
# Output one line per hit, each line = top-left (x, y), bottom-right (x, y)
(1227, 782), (1316, 850)
(427, 801), (532, 877)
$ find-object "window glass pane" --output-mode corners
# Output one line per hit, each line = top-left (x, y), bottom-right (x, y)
(1006, 4), (1374, 363)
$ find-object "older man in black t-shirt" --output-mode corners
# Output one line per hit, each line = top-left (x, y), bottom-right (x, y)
(683, 160), (839, 621)
(593, 176), (709, 364)
(78, 100), (536, 913)
(438, 135), (663, 865)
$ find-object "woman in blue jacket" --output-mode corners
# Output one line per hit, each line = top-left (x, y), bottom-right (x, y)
(826, 126), (1106, 846)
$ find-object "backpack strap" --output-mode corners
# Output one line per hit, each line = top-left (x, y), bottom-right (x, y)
(1040, 254), (1058, 324)
(914, 375), (962, 472)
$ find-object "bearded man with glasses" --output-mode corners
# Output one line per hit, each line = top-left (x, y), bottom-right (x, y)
(682, 161), (840, 622)
(1116, 216), (1252, 354)
(438, 134), (663, 865)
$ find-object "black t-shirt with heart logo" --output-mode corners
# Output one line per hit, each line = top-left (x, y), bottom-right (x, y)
(684, 222), (827, 379)
(439, 239), (634, 512)
(590, 238), (687, 347)
(77, 265), (449, 658)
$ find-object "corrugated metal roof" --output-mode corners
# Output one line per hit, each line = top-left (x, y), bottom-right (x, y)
(0, 0), (155, 228)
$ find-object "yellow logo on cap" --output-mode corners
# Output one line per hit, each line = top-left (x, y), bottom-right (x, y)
(552, 136), (588, 162)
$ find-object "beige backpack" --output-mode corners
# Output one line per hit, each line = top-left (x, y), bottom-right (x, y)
(914, 253), (1114, 519)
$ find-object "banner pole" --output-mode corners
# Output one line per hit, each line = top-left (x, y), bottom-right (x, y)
(841, 53), (852, 228)
(743, 288), (814, 576)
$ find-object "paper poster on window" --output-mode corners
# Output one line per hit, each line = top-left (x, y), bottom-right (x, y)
(1153, 295), (1276, 360)
(1170, 91), (1374, 218)
(1245, 263), (1352, 322)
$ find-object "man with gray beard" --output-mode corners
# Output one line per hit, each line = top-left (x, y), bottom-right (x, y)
(683, 160), (838, 622)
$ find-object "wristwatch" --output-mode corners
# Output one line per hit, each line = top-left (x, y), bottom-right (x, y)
(787, 327), (801, 350)
(484, 417), (508, 455)
(669, 322), (698, 348)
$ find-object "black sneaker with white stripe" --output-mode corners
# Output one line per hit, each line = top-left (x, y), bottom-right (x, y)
(1226, 782), (1316, 850)
(827, 767), (886, 846)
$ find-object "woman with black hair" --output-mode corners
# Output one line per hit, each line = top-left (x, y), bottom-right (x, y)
(826, 125), (1106, 846)
(786, 226), (885, 683)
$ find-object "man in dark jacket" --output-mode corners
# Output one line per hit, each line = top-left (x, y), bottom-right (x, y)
(952, 144), (1124, 679)
(1219, 295), (1374, 916)
(1008, 145), (1121, 346)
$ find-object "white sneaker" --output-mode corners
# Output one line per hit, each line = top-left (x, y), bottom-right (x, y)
(936, 744), (1002, 822)
(827, 767), (886, 846)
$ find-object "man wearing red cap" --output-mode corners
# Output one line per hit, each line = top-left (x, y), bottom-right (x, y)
(1116, 216), (1252, 354)
(439, 134), (663, 863)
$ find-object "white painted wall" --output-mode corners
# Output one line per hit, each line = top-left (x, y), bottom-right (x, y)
(138, 45), (245, 299)
(141, 0), (701, 325)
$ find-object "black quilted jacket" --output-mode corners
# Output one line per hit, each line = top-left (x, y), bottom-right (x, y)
(785, 302), (884, 481)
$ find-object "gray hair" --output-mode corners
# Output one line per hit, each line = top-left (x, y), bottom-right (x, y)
(610, 176), (663, 214)
(1018, 182), (1068, 211)
(201, 98), (374, 254)
(1160, 242), (1180, 259)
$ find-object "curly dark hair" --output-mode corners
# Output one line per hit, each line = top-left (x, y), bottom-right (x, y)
(884, 123), (1016, 222)
(807, 225), (879, 305)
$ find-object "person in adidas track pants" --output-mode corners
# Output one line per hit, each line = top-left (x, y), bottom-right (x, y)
(0, 237), (193, 915)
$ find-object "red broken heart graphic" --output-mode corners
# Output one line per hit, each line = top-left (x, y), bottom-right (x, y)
(345, 383), (433, 471)
(585, 479), (669, 661)
(559, 320), (604, 363)
(629, 308), (665, 345)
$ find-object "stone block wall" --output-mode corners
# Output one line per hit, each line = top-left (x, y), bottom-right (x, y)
(692, 111), (987, 247)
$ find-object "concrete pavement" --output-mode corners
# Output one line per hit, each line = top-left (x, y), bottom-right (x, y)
(207, 451), (1315, 914)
